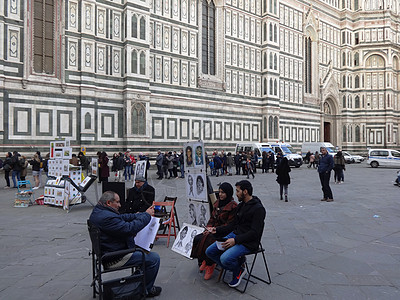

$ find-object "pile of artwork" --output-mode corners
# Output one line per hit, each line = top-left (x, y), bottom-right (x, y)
(43, 140), (82, 210)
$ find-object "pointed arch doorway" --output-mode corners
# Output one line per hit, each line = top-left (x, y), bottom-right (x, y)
(322, 98), (338, 146)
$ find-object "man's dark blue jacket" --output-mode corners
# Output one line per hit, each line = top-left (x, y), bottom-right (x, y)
(318, 153), (334, 174)
(89, 204), (151, 254)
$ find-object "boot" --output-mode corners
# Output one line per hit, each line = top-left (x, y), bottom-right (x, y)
(280, 194), (283, 200)
(285, 194), (288, 202)
(204, 264), (216, 280)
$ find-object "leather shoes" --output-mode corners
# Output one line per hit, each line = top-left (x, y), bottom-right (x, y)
(326, 198), (334, 202)
(147, 286), (162, 298)
(321, 198), (327, 201)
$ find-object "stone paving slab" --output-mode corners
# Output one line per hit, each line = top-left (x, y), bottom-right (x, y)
(0, 163), (400, 299)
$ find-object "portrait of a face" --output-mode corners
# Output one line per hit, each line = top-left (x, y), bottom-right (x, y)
(186, 146), (193, 167)
(196, 175), (204, 196)
(189, 203), (197, 225)
(187, 174), (194, 197)
(195, 145), (203, 166)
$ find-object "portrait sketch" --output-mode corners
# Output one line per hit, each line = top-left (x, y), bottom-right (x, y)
(193, 142), (204, 167)
(186, 174), (195, 198)
(187, 201), (210, 228)
(133, 160), (147, 182)
(172, 223), (203, 258)
(184, 144), (194, 168)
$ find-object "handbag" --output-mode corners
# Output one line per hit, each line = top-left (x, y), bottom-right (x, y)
(3, 164), (11, 172)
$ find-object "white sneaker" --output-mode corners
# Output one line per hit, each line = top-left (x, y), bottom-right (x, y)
(32, 187), (39, 190)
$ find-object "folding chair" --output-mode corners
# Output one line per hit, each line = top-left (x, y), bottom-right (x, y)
(163, 196), (180, 231)
(87, 220), (146, 300)
(153, 201), (177, 247)
(221, 242), (271, 293)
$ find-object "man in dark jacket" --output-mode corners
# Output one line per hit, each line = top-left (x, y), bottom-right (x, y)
(11, 151), (22, 188)
(121, 176), (155, 213)
(206, 180), (266, 288)
(89, 191), (161, 297)
(156, 150), (164, 179)
(318, 147), (334, 202)
(78, 152), (89, 176)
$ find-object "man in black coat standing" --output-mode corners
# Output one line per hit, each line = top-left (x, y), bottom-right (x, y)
(121, 176), (155, 213)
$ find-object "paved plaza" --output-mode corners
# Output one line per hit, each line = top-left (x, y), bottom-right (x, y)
(0, 163), (400, 300)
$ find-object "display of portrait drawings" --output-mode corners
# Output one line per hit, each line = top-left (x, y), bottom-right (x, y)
(134, 216), (161, 252)
(133, 160), (147, 182)
(186, 172), (207, 201)
(188, 201), (210, 228)
(172, 223), (203, 258)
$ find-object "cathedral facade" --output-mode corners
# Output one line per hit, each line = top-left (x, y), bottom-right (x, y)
(1, 0), (399, 154)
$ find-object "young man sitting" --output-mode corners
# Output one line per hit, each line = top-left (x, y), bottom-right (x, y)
(205, 180), (266, 287)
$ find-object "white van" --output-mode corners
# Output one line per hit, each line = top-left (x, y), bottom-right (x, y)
(269, 143), (303, 167)
(301, 142), (337, 158)
(235, 143), (274, 167)
(367, 149), (400, 168)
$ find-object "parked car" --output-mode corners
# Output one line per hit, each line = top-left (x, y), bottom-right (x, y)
(367, 149), (400, 168)
(342, 151), (364, 163)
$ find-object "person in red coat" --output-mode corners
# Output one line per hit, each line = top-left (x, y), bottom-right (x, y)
(190, 182), (237, 280)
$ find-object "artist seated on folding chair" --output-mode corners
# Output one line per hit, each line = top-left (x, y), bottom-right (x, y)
(88, 191), (162, 298)
(190, 182), (238, 280)
(205, 180), (266, 288)
(121, 176), (155, 213)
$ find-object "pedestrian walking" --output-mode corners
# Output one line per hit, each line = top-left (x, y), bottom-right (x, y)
(226, 152), (234, 176)
(333, 151), (346, 184)
(276, 157), (291, 202)
(246, 158), (255, 179)
(3, 152), (12, 188)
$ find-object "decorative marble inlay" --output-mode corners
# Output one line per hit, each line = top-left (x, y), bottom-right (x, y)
(85, 5), (92, 30)
(114, 51), (120, 73)
(70, 2), (77, 28)
(85, 43), (92, 67)
(69, 42), (77, 66)
(98, 47), (105, 71)
(9, 30), (18, 58)
(98, 10), (105, 34)
(10, 0), (18, 14)
(114, 14), (120, 37)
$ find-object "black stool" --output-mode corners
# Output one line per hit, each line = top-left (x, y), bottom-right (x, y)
(222, 243), (271, 293)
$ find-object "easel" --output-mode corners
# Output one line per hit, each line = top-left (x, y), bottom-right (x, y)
(65, 175), (98, 212)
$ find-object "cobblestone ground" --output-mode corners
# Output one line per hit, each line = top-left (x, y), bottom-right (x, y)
(0, 163), (400, 300)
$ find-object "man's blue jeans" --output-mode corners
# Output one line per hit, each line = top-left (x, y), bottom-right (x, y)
(205, 232), (251, 274)
(124, 251), (160, 293)
(12, 170), (21, 187)
(180, 165), (184, 178)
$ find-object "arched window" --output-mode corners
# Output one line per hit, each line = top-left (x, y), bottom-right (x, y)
(273, 117), (279, 139)
(274, 79), (277, 95)
(264, 116), (267, 138)
(140, 17), (146, 40)
(355, 95), (360, 108)
(132, 103), (146, 135)
(342, 95), (346, 108)
(274, 0), (277, 14)
(263, 78), (267, 95)
(84, 112), (91, 130)
(264, 52), (267, 69)
(342, 52), (346, 66)
(274, 53), (277, 70)
(131, 50), (138, 73)
(348, 125), (352, 142)
(343, 125), (347, 142)
(354, 52), (359, 66)
(269, 78), (273, 94)
(355, 75), (360, 88)
(304, 37), (312, 93)
(269, 0), (272, 12)
(342, 75), (346, 88)
(355, 125), (360, 142)
(263, 0), (267, 13)
(269, 23), (273, 41)
(348, 95), (352, 108)
(202, 1), (216, 75)
(263, 23), (267, 41)
(274, 24), (277, 42)
(139, 52), (146, 75)
(33, 0), (55, 74)
(269, 53), (273, 69)
(354, 0), (359, 10)
(268, 116), (273, 138)
(132, 14), (137, 38)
